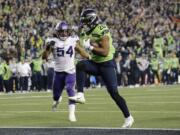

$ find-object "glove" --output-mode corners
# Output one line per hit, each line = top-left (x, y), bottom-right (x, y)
(83, 39), (94, 51)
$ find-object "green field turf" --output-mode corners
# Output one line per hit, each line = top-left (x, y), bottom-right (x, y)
(0, 85), (180, 128)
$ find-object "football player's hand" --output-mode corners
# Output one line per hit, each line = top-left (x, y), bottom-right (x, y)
(83, 39), (91, 49)
(83, 39), (94, 51)
(42, 51), (48, 60)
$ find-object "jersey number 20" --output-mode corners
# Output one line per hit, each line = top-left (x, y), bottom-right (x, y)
(57, 46), (73, 57)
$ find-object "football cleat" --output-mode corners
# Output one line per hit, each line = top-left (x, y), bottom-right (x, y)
(52, 101), (59, 112)
(122, 115), (134, 128)
(52, 96), (62, 112)
(69, 113), (77, 122)
(69, 93), (86, 104)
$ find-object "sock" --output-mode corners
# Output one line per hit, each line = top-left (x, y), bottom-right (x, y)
(69, 104), (75, 115)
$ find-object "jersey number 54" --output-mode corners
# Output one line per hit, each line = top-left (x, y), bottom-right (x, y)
(56, 46), (73, 57)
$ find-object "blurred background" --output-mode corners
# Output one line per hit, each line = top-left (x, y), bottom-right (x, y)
(0, 0), (179, 93)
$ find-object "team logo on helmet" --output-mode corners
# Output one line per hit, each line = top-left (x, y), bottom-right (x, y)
(80, 8), (99, 30)
(55, 21), (70, 41)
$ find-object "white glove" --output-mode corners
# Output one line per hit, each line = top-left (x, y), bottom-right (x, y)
(83, 39), (94, 51)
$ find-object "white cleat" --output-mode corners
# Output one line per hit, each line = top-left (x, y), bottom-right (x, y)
(52, 96), (62, 112)
(122, 115), (134, 128)
(69, 104), (76, 122)
(69, 92), (86, 104)
(52, 101), (59, 112)
(69, 113), (77, 122)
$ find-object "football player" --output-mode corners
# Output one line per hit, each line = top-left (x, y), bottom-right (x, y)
(42, 21), (90, 122)
(69, 8), (134, 128)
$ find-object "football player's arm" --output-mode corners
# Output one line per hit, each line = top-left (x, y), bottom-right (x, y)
(75, 42), (91, 59)
(42, 41), (54, 60)
(90, 35), (109, 57)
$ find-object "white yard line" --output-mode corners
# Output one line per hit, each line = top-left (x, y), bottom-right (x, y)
(0, 95), (51, 99)
(0, 95), (180, 100)
(0, 127), (180, 130)
(0, 127), (179, 130)
(0, 110), (180, 114)
(0, 101), (180, 106)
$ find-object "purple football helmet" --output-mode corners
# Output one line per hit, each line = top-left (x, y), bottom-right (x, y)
(55, 21), (70, 40)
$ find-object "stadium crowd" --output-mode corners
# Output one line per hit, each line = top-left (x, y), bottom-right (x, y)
(0, 0), (179, 93)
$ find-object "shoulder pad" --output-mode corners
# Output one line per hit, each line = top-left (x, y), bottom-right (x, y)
(95, 24), (109, 36)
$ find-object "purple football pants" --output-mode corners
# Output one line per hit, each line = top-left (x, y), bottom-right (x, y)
(53, 72), (76, 104)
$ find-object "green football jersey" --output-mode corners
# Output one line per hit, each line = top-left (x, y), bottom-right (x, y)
(167, 34), (175, 46)
(153, 37), (164, 57)
(150, 58), (159, 70)
(32, 58), (42, 72)
(163, 58), (171, 70)
(80, 24), (115, 63)
(2, 63), (12, 80)
(171, 57), (179, 68)
(0, 63), (4, 75)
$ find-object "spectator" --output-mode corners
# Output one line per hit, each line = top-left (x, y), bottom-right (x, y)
(9, 58), (19, 92)
(30, 55), (43, 91)
(150, 54), (160, 84)
(129, 53), (140, 87)
(90, 75), (97, 88)
(136, 53), (149, 85)
(41, 59), (48, 91)
(0, 58), (4, 92)
(0, 0), (179, 92)
(17, 58), (31, 92)
(47, 58), (55, 91)
(1, 59), (13, 93)
(114, 52), (122, 87)
(171, 52), (179, 84)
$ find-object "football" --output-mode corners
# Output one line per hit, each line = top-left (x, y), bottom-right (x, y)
(90, 40), (101, 47)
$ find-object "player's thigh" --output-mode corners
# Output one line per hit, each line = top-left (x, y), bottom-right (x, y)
(53, 72), (65, 92)
(100, 66), (118, 92)
(76, 60), (99, 75)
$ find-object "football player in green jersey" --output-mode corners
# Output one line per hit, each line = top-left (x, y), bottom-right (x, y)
(69, 8), (134, 128)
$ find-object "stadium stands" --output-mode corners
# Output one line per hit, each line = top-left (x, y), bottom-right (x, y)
(0, 0), (179, 93)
